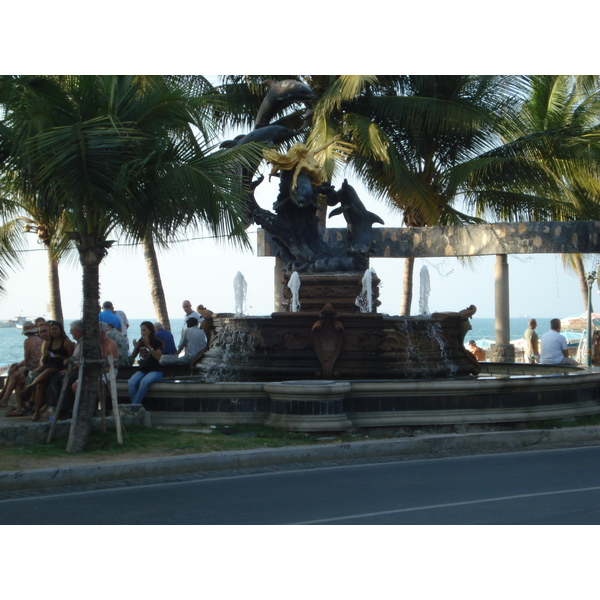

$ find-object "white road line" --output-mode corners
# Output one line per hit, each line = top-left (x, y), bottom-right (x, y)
(293, 485), (600, 524)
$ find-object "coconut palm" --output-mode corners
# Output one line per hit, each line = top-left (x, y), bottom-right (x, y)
(462, 75), (600, 311)
(0, 75), (263, 452)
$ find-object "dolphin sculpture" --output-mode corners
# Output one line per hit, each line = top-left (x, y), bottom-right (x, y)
(219, 124), (298, 149)
(255, 79), (316, 129)
(328, 179), (385, 249)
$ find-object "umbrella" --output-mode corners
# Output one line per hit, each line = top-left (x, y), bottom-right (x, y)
(560, 313), (600, 332)
(560, 331), (584, 347)
(510, 338), (527, 350)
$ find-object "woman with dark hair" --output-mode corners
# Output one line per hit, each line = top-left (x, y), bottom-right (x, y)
(128, 321), (164, 405)
(21, 320), (75, 421)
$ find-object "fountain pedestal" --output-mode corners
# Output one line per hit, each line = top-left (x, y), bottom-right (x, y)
(281, 272), (381, 313)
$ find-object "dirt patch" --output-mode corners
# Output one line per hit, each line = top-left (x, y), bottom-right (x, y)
(0, 450), (179, 472)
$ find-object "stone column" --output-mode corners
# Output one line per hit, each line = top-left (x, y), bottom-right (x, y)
(489, 254), (515, 362)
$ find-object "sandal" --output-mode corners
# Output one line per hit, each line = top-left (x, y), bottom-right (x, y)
(6, 407), (31, 417)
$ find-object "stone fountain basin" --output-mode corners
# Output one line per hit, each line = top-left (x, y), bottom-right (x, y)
(115, 366), (600, 432)
(199, 311), (478, 382)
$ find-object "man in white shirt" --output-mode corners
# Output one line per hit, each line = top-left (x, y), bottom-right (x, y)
(540, 318), (579, 366)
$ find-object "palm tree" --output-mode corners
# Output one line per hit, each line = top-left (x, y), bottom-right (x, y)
(1, 202), (75, 323)
(462, 75), (600, 312)
(0, 209), (26, 298)
(0, 75), (263, 452)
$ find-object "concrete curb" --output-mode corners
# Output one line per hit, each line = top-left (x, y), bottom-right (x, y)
(1, 425), (599, 493)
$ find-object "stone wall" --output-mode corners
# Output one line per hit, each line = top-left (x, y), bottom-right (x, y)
(259, 221), (600, 259)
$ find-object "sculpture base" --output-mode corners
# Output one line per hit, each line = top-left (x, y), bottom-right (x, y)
(281, 272), (381, 313)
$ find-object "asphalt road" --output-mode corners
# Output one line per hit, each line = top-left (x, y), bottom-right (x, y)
(1, 445), (600, 524)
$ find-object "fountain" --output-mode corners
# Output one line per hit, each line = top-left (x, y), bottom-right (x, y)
(198, 80), (481, 386)
(115, 80), (600, 432)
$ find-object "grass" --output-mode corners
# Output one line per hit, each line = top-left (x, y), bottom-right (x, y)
(0, 423), (362, 472)
(529, 414), (600, 429)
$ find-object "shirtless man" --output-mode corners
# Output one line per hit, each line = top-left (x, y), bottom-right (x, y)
(1, 322), (42, 411)
(4, 321), (50, 416)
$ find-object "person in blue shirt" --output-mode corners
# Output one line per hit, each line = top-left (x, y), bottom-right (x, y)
(99, 300), (123, 330)
(154, 322), (178, 364)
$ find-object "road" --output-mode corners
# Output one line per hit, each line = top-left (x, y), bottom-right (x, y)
(1, 445), (600, 524)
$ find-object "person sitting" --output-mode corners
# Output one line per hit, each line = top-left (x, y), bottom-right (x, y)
(6, 321), (51, 416)
(21, 320), (75, 421)
(48, 319), (84, 419)
(468, 340), (486, 361)
(154, 322), (178, 364)
(105, 322), (130, 367)
(540, 318), (579, 366)
(1, 321), (42, 413)
(177, 317), (207, 363)
(128, 321), (164, 405)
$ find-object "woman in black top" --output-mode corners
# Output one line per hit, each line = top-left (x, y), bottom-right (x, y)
(22, 320), (75, 421)
(128, 321), (164, 405)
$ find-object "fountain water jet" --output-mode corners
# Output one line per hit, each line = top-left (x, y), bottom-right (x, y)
(419, 265), (431, 315)
(233, 271), (247, 317)
(287, 271), (301, 313)
(356, 267), (376, 313)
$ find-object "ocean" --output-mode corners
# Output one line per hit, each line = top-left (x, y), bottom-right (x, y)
(0, 316), (535, 369)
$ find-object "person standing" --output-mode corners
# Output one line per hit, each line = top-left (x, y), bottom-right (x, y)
(540, 318), (579, 366)
(181, 300), (201, 340)
(114, 307), (129, 338)
(128, 321), (164, 405)
(524, 318), (540, 363)
(99, 301), (122, 331)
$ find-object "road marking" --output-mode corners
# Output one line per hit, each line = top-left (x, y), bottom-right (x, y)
(292, 485), (600, 524)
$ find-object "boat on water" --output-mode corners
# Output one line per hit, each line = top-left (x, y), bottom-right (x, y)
(0, 316), (29, 328)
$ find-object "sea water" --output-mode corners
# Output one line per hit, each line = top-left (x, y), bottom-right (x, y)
(0, 318), (187, 368)
(0, 316), (538, 368)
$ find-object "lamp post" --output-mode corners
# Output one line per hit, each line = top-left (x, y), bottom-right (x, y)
(586, 271), (597, 368)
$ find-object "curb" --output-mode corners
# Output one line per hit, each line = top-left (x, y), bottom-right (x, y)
(1, 426), (599, 493)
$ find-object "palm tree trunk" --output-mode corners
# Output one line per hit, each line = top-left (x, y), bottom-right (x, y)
(66, 238), (104, 453)
(573, 254), (592, 312)
(400, 257), (415, 316)
(46, 249), (64, 324)
(143, 236), (171, 331)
